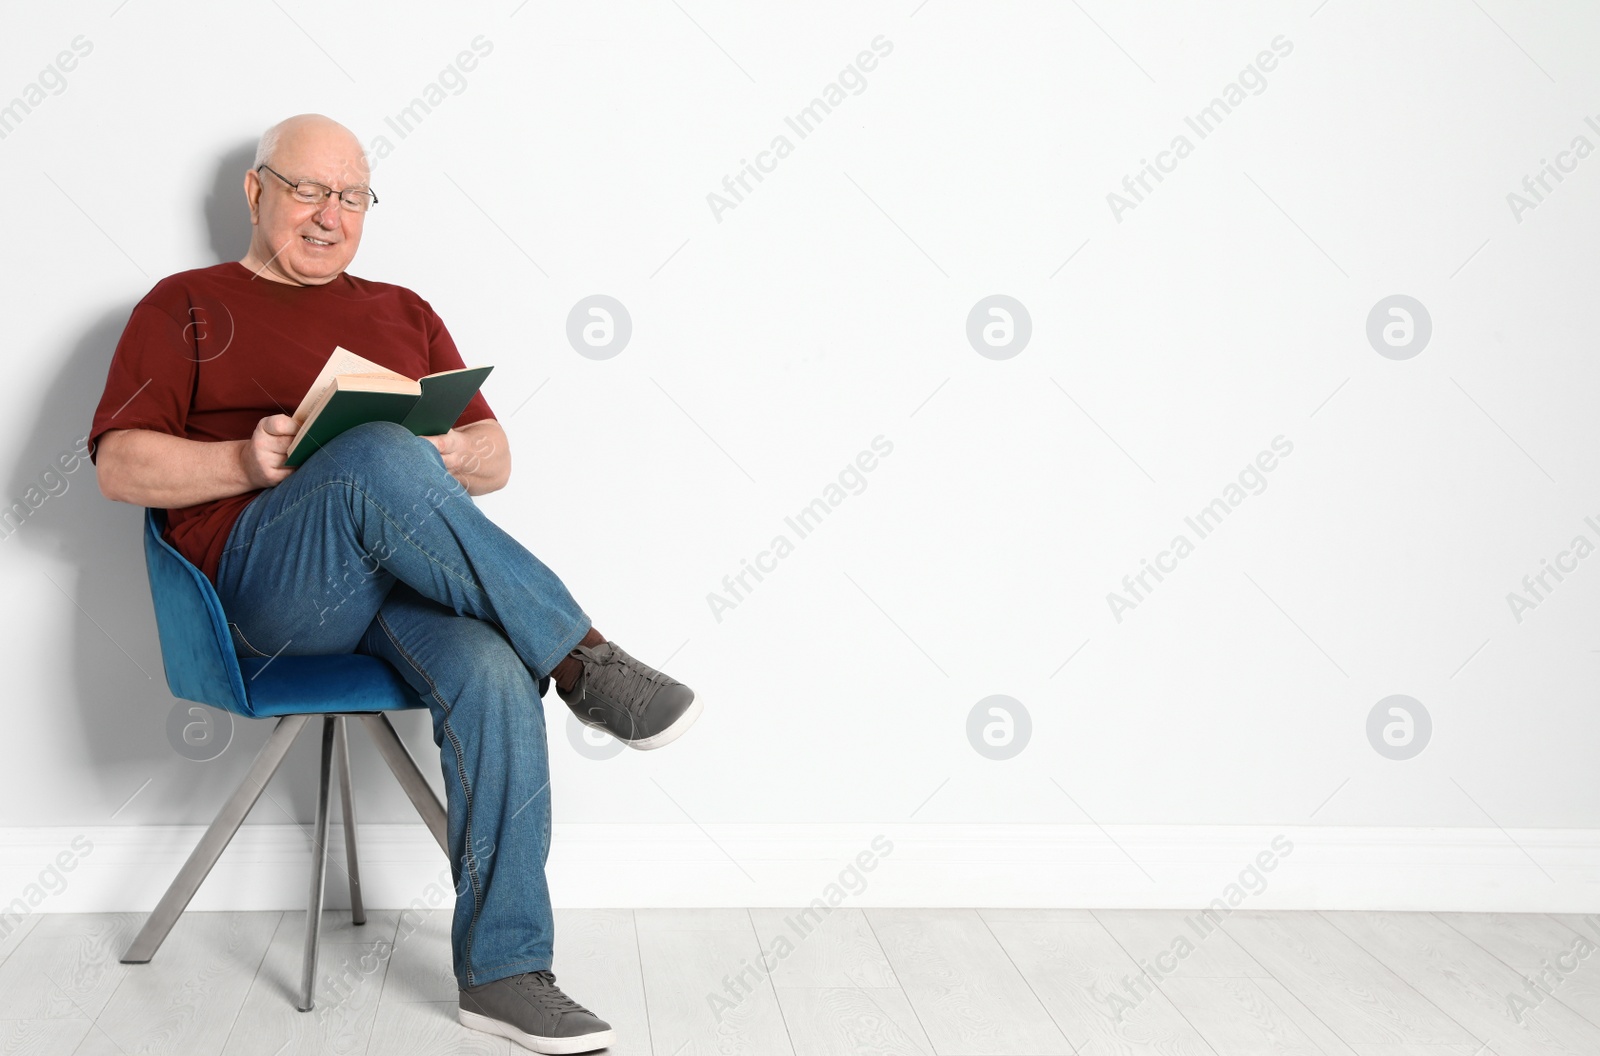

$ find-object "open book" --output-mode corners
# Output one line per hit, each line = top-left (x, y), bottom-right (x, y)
(285, 346), (493, 468)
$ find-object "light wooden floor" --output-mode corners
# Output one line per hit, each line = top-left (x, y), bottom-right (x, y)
(0, 906), (1594, 1055)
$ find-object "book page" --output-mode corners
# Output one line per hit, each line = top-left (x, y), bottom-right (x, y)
(287, 378), (341, 453)
(291, 345), (408, 421)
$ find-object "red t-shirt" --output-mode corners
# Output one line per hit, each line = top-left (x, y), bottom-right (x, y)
(87, 262), (496, 585)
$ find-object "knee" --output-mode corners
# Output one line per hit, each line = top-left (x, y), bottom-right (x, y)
(451, 632), (542, 717)
(327, 420), (431, 466)
(322, 421), (452, 493)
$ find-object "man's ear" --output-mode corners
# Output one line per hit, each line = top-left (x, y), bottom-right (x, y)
(243, 169), (262, 225)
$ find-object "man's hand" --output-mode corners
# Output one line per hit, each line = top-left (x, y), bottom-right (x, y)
(422, 427), (487, 482)
(422, 420), (510, 495)
(241, 414), (299, 490)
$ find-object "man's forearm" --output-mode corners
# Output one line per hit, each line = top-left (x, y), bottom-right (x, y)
(100, 419), (510, 508)
(96, 429), (255, 508)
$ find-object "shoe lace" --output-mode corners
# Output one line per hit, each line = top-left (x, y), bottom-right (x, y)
(584, 643), (674, 716)
(510, 970), (590, 1017)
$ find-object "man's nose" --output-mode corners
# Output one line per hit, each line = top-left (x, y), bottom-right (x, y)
(313, 196), (342, 227)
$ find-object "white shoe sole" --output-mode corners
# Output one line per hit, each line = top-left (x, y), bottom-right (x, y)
(459, 1007), (616, 1054)
(574, 692), (703, 751)
(626, 693), (703, 750)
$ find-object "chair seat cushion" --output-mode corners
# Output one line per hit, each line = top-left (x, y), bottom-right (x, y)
(237, 653), (423, 717)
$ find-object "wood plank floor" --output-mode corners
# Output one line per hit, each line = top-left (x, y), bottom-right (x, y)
(0, 907), (1593, 1054)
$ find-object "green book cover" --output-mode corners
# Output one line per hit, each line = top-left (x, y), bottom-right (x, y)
(284, 365), (494, 468)
(401, 366), (494, 436)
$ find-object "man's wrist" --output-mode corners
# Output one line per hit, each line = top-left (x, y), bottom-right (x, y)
(232, 438), (259, 491)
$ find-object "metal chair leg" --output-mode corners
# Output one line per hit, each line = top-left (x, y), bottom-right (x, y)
(122, 714), (310, 965)
(333, 717), (365, 927)
(299, 716), (336, 1012)
(357, 712), (449, 856)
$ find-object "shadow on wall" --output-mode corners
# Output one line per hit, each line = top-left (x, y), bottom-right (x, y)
(5, 302), (166, 824)
(205, 140), (256, 265)
(5, 137), (378, 830)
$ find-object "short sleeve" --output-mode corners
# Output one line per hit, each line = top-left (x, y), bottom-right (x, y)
(424, 303), (495, 428)
(87, 299), (199, 465)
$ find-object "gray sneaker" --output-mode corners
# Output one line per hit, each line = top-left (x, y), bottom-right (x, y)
(458, 969), (615, 1054)
(558, 640), (701, 750)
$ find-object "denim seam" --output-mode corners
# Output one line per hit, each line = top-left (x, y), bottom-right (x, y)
(536, 618), (592, 682)
(473, 951), (556, 977)
(375, 610), (455, 718)
(375, 611), (488, 986)
(443, 715), (488, 987)
(226, 621), (273, 659)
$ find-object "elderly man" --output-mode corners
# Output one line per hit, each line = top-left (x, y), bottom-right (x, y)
(88, 113), (698, 1054)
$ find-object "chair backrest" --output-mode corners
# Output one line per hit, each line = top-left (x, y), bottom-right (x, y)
(143, 508), (253, 717)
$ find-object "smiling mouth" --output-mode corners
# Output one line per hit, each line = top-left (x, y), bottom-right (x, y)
(302, 235), (335, 247)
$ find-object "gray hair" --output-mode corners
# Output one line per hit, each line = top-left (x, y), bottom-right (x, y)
(253, 121), (283, 169)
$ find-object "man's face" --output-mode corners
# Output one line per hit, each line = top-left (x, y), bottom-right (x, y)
(243, 125), (370, 286)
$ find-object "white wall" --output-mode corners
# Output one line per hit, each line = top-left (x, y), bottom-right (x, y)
(2, 0), (1598, 910)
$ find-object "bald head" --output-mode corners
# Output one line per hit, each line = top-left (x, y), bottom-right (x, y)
(240, 114), (371, 286)
(253, 114), (365, 175)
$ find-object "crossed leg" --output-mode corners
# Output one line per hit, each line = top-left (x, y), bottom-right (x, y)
(214, 421), (588, 987)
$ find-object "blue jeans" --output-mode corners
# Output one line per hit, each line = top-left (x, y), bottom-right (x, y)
(213, 420), (593, 989)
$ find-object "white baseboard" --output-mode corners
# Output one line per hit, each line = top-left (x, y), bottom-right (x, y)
(3, 824), (1599, 916)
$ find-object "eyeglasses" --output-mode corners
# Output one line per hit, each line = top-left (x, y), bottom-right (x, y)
(256, 163), (378, 212)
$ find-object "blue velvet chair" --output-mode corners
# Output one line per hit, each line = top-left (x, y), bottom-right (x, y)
(121, 508), (449, 1012)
